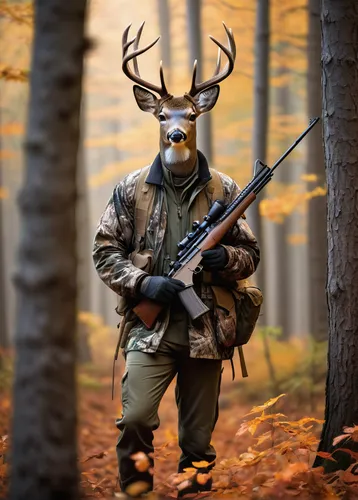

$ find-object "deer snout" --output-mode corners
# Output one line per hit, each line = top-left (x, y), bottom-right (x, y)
(167, 129), (187, 144)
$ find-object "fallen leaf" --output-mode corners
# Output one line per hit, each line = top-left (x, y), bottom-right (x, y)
(81, 451), (107, 463)
(130, 451), (151, 472)
(125, 481), (151, 496)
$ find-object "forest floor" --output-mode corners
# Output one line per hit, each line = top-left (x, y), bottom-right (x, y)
(1, 336), (358, 499)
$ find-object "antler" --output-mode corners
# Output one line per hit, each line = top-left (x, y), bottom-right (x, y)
(188, 22), (236, 97)
(122, 22), (171, 98)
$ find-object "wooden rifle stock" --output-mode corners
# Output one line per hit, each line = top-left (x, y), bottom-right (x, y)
(133, 299), (164, 329)
(133, 191), (257, 329)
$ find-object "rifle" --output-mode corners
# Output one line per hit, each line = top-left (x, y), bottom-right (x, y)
(133, 118), (320, 329)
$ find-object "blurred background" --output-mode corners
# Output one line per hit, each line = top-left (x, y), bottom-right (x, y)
(0, 1), (327, 493)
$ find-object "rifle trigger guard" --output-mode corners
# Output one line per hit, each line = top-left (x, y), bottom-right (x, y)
(193, 264), (203, 274)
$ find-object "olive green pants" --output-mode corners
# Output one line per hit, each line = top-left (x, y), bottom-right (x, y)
(116, 339), (222, 492)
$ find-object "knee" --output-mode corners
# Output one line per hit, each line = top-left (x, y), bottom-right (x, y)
(116, 407), (159, 431)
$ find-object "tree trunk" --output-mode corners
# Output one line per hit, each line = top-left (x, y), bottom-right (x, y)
(77, 98), (92, 364)
(307, 0), (327, 342)
(186, 0), (213, 163)
(10, 1), (87, 498)
(274, 81), (290, 339)
(0, 108), (8, 353)
(157, 0), (171, 71)
(314, 0), (358, 471)
(248, 0), (269, 296)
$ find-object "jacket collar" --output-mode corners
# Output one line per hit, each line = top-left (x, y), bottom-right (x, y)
(145, 150), (211, 186)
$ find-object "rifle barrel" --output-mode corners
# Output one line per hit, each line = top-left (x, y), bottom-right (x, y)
(271, 117), (320, 174)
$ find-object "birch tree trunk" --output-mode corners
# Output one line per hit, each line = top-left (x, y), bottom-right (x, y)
(10, 1), (87, 498)
(186, 0), (213, 163)
(307, 0), (327, 342)
(314, 0), (358, 471)
(248, 0), (269, 294)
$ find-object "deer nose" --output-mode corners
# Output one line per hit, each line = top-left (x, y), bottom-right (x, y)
(168, 129), (187, 143)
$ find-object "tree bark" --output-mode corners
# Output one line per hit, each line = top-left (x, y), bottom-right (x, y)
(186, 0), (213, 163)
(0, 107), (8, 352)
(248, 0), (269, 296)
(10, 1), (87, 498)
(307, 0), (327, 342)
(77, 98), (92, 364)
(314, 0), (358, 471)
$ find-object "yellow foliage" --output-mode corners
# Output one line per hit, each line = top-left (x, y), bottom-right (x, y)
(0, 2), (33, 26)
(301, 173), (318, 182)
(259, 184), (327, 223)
(287, 233), (307, 245)
(245, 394), (286, 416)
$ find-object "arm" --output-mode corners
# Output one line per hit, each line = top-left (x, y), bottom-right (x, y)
(92, 173), (148, 299)
(218, 175), (260, 281)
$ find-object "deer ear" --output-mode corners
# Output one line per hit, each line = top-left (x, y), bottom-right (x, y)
(133, 85), (158, 114)
(194, 85), (220, 114)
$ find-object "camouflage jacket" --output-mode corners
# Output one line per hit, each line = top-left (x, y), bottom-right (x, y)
(93, 151), (260, 360)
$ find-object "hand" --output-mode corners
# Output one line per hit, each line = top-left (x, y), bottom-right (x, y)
(140, 276), (185, 303)
(201, 245), (228, 271)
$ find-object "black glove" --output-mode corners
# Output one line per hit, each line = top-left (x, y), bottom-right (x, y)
(201, 245), (228, 271)
(140, 276), (185, 303)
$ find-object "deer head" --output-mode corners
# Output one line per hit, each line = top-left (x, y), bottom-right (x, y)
(122, 22), (236, 176)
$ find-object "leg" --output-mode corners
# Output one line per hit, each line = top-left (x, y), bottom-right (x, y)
(116, 348), (176, 493)
(175, 355), (222, 474)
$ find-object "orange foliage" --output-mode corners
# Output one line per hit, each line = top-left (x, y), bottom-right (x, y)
(0, 122), (24, 136)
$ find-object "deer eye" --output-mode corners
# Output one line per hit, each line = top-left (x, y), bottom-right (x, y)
(189, 113), (197, 122)
(158, 113), (166, 122)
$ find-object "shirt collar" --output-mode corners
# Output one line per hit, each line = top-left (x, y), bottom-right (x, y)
(145, 150), (211, 186)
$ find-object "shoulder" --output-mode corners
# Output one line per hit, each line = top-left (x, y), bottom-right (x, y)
(210, 168), (241, 200)
(113, 166), (151, 203)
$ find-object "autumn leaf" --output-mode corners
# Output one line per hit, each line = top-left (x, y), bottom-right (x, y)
(274, 462), (309, 482)
(130, 451), (151, 472)
(81, 451), (107, 463)
(192, 459), (214, 469)
(196, 472), (212, 485)
(316, 451), (337, 462)
(332, 425), (358, 446)
(245, 394), (286, 416)
(125, 481), (151, 497)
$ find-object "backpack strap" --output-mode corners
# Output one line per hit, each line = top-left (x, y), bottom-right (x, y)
(207, 168), (224, 203)
(192, 168), (224, 224)
(134, 166), (155, 249)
